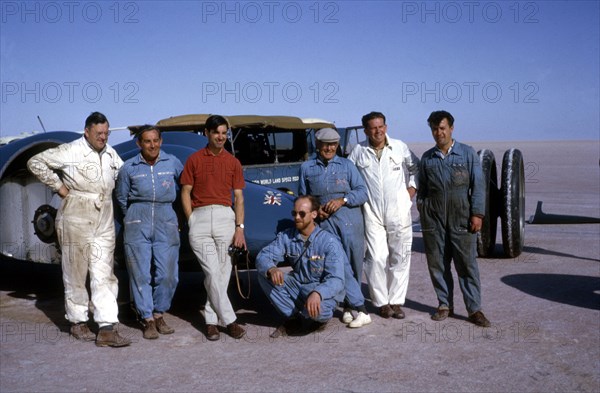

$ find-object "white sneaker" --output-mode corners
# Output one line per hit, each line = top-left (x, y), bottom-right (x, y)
(348, 312), (372, 328)
(342, 310), (354, 324)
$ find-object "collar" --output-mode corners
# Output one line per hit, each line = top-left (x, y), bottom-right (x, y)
(202, 145), (226, 157)
(315, 154), (341, 167)
(368, 136), (390, 152)
(81, 136), (107, 157)
(293, 225), (322, 242)
(132, 150), (165, 166)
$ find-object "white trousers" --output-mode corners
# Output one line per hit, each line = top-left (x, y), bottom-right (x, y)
(188, 205), (236, 326)
(56, 194), (119, 327)
(363, 208), (413, 307)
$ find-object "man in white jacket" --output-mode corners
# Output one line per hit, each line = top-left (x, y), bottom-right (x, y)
(348, 111), (418, 319)
(27, 112), (130, 347)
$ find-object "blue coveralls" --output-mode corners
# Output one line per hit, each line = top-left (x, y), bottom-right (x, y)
(256, 226), (345, 322)
(115, 150), (183, 319)
(299, 155), (368, 309)
(417, 141), (485, 314)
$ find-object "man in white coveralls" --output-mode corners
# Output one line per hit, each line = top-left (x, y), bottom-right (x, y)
(27, 112), (131, 347)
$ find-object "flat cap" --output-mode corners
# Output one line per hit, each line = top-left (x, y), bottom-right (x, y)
(315, 128), (340, 143)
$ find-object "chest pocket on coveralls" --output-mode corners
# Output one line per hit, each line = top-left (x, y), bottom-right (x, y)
(327, 170), (350, 193)
(309, 256), (325, 278)
(451, 163), (469, 187)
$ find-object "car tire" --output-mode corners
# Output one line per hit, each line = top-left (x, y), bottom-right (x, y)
(477, 149), (498, 257)
(501, 148), (525, 258)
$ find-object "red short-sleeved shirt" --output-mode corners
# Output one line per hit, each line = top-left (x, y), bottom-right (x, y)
(180, 146), (245, 208)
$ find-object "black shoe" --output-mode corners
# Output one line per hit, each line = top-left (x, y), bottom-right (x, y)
(270, 316), (302, 338)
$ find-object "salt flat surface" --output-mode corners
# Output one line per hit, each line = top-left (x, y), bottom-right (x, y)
(1, 140), (598, 393)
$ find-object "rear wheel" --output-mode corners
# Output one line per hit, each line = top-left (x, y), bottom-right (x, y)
(477, 149), (498, 257)
(501, 149), (525, 258)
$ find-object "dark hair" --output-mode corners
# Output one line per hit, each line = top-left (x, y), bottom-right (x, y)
(135, 125), (161, 141)
(85, 112), (109, 129)
(361, 111), (386, 128)
(294, 195), (320, 213)
(427, 110), (454, 128)
(205, 115), (229, 132)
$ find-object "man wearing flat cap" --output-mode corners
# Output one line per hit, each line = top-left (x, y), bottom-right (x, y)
(298, 128), (372, 328)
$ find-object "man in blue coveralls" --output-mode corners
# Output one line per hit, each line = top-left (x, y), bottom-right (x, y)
(116, 125), (183, 339)
(417, 111), (491, 327)
(299, 128), (372, 328)
(256, 195), (345, 338)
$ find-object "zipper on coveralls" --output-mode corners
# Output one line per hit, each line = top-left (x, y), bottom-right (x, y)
(151, 164), (156, 237)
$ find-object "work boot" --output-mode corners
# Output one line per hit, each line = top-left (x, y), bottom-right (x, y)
(431, 307), (454, 321)
(155, 316), (175, 335)
(468, 311), (491, 327)
(380, 304), (394, 319)
(142, 319), (159, 340)
(390, 304), (405, 319)
(205, 324), (220, 341)
(70, 322), (95, 342)
(95, 325), (132, 347)
(226, 322), (246, 339)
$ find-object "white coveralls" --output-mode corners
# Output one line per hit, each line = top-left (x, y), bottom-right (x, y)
(27, 136), (123, 326)
(348, 137), (418, 307)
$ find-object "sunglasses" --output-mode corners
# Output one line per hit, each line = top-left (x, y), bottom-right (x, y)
(291, 210), (310, 218)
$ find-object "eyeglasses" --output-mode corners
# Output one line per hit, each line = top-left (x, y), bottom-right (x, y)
(291, 210), (309, 218)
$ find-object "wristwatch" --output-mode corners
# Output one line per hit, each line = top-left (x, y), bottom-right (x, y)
(343, 197), (348, 205)
(236, 223), (245, 229)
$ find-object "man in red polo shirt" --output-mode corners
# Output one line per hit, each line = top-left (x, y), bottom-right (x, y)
(181, 115), (247, 341)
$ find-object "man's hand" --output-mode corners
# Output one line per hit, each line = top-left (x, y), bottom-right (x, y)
(232, 229), (246, 250)
(318, 207), (330, 221)
(306, 291), (322, 319)
(58, 185), (69, 198)
(470, 216), (483, 233)
(267, 267), (284, 286)
(322, 197), (345, 215)
(407, 187), (417, 199)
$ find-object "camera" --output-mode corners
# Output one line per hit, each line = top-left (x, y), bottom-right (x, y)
(228, 245), (248, 258)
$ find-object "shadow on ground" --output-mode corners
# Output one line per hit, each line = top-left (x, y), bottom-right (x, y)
(501, 273), (600, 310)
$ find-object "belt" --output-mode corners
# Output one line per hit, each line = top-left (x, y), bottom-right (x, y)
(68, 190), (107, 209)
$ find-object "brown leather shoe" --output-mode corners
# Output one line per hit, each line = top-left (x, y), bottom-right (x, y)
(154, 316), (175, 335)
(390, 304), (405, 319)
(468, 311), (491, 327)
(226, 322), (246, 339)
(431, 307), (454, 321)
(70, 322), (95, 341)
(95, 326), (132, 347)
(206, 324), (220, 341)
(380, 304), (394, 318)
(142, 319), (159, 340)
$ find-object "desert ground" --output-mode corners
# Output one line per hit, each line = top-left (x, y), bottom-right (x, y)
(1, 140), (598, 392)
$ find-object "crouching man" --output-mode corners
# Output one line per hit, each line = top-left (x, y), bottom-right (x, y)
(256, 195), (345, 337)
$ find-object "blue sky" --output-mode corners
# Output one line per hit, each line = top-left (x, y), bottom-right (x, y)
(1, 0), (599, 143)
